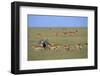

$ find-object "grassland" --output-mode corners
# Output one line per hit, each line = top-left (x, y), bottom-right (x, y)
(28, 27), (88, 61)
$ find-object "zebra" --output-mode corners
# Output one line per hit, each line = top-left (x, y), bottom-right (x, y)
(39, 39), (50, 49)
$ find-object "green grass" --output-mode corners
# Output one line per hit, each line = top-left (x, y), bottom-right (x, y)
(28, 28), (88, 61)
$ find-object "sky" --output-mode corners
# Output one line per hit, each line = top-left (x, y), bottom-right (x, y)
(28, 15), (88, 28)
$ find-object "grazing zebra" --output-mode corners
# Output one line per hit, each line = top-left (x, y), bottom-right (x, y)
(39, 39), (50, 49)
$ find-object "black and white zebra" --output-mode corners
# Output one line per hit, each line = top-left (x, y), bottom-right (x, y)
(39, 39), (50, 49)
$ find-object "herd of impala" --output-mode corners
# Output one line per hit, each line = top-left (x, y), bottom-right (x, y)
(32, 42), (87, 51)
(31, 29), (87, 51)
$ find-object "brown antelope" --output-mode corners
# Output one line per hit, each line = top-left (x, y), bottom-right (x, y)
(48, 43), (60, 50)
(63, 30), (78, 36)
(63, 44), (70, 51)
(48, 45), (57, 50)
(32, 45), (44, 51)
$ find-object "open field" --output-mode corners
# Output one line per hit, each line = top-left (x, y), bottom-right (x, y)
(28, 28), (88, 61)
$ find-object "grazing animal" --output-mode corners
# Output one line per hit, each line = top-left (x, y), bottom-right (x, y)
(39, 39), (50, 49)
(48, 45), (57, 50)
(32, 45), (44, 51)
(48, 44), (60, 50)
(63, 44), (70, 51)
(63, 30), (78, 36)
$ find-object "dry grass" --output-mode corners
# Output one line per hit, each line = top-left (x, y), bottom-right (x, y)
(28, 28), (88, 61)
